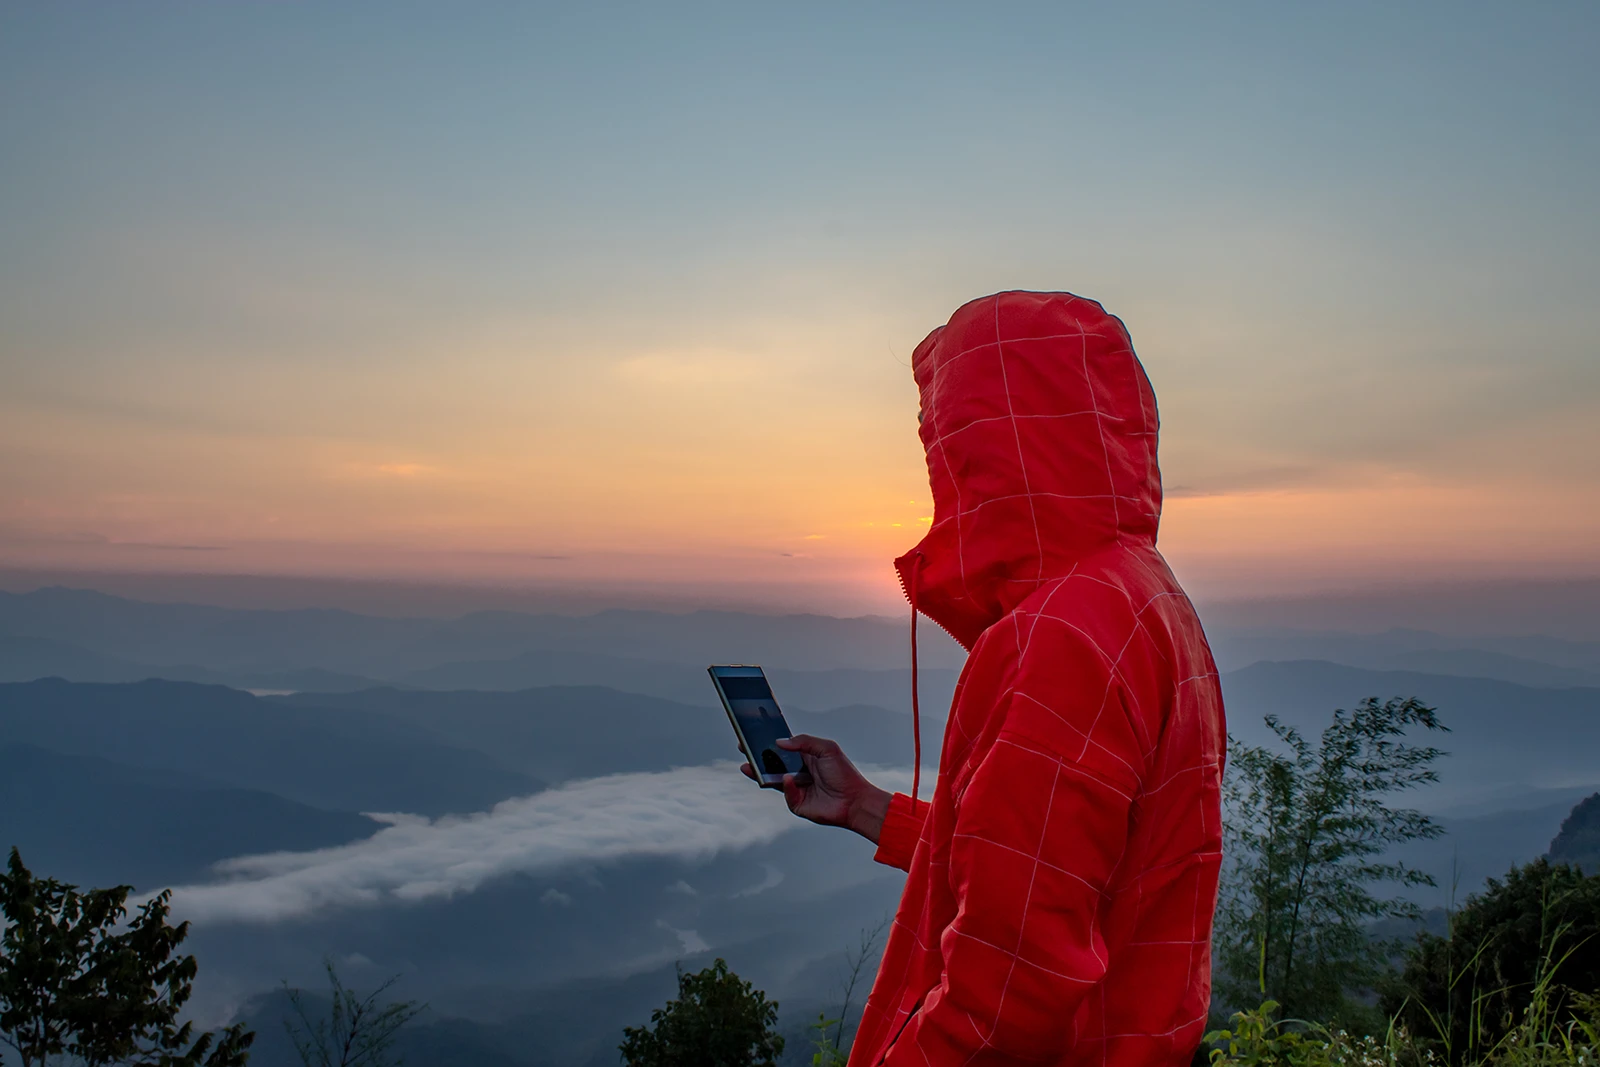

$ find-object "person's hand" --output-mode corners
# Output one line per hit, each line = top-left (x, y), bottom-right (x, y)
(740, 734), (893, 844)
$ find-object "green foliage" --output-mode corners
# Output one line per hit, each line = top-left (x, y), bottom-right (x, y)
(282, 959), (425, 1067)
(1547, 795), (1600, 875)
(1381, 859), (1600, 1064)
(808, 1013), (849, 1067)
(619, 958), (783, 1067)
(1208, 872), (1600, 1067)
(0, 846), (253, 1067)
(1215, 697), (1449, 1027)
(1205, 989), (1600, 1066)
(1202, 1001), (1391, 1066)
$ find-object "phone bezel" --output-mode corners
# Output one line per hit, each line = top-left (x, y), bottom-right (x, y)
(707, 664), (804, 789)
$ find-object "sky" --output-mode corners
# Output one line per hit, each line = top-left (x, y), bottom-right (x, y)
(2, 2), (1597, 611)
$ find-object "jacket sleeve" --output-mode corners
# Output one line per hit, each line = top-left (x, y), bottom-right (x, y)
(873, 792), (930, 872)
(883, 631), (1146, 1065)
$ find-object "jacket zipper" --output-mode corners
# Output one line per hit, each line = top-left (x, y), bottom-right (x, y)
(877, 997), (924, 1065)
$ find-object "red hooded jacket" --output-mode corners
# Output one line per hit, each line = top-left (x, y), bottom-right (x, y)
(849, 292), (1226, 1067)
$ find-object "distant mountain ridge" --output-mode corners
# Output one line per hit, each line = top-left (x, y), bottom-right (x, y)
(1384, 647), (1600, 688)
(0, 586), (968, 676)
(1201, 578), (1600, 643)
(0, 632), (388, 691)
(0, 678), (539, 815)
(10, 586), (1600, 706)
(1222, 660), (1600, 812)
(273, 685), (935, 782)
(1208, 625), (1600, 685)
(400, 651), (960, 715)
(0, 744), (377, 890)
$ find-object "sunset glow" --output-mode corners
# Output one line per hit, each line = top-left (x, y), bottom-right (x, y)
(2, 4), (1596, 613)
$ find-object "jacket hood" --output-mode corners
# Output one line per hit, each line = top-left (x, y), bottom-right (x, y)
(896, 291), (1162, 649)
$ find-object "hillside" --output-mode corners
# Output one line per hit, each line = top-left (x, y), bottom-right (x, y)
(1549, 793), (1600, 873)
(275, 686), (934, 781)
(0, 678), (540, 814)
(0, 744), (377, 889)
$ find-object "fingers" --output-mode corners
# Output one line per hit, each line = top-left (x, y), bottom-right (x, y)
(782, 773), (807, 812)
(739, 762), (755, 781)
(776, 734), (841, 757)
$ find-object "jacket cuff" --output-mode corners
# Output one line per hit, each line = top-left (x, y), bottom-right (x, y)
(872, 792), (928, 872)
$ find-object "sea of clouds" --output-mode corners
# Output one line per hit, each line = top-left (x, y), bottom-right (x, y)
(165, 763), (914, 925)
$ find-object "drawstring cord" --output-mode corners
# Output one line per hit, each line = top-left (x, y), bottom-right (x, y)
(908, 552), (924, 803)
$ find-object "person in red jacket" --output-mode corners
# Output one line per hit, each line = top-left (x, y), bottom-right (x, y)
(748, 291), (1226, 1065)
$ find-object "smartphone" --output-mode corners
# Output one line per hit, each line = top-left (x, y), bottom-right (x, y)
(707, 665), (810, 789)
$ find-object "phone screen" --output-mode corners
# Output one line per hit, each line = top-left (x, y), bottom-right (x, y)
(710, 668), (806, 783)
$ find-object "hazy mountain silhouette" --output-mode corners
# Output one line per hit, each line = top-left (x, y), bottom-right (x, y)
(272, 686), (934, 781)
(1202, 578), (1600, 643)
(0, 744), (377, 889)
(1222, 661), (1600, 811)
(0, 624), (952, 711)
(0, 678), (539, 814)
(401, 649), (960, 716)
(0, 632), (148, 682)
(1207, 626), (1600, 686)
(0, 587), (967, 678)
(10, 587), (1600, 700)
(0, 633), (387, 690)
(1380, 648), (1600, 688)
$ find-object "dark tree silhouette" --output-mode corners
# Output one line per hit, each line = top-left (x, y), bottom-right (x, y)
(620, 958), (783, 1067)
(0, 847), (253, 1067)
(283, 959), (425, 1067)
(810, 918), (889, 1066)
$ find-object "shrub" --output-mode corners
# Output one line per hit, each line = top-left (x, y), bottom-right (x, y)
(1215, 697), (1448, 1029)
(1206, 993), (1600, 1066)
(1381, 859), (1600, 1065)
(620, 958), (783, 1067)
